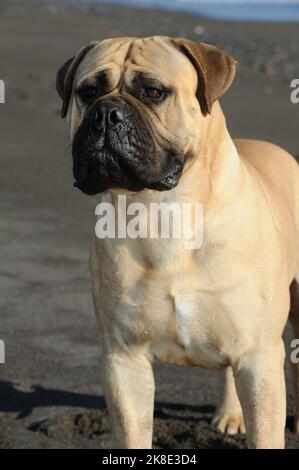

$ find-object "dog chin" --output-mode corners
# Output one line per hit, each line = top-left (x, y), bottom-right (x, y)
(73, 179), (145, 195)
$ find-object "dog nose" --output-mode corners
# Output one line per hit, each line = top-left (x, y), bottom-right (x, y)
(94, 101), (125, 127)
(109, 108), (125, 124)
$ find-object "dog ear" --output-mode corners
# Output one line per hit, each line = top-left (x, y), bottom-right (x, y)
(56, 41), (98, 119)
(170, 39), (237, 116)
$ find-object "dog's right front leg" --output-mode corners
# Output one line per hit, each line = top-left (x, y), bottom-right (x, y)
(102, 349), (155, 449)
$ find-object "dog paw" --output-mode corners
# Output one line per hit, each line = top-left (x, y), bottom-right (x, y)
(212, 408), (246, 435)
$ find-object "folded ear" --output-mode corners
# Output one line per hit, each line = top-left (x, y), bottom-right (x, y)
(56, 41), (98, 118)
(170, 38), (237, 116)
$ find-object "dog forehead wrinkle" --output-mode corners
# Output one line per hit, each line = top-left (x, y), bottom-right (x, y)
(76, 67), (110, 88)
(129, 38), (196, 85)
(75, 39), (132, 79)
(130, 71), (170, 90)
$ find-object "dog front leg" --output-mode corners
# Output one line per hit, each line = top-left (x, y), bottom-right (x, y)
(102, 349), (155, 449)
(233, 343), (286, 449)
(212, 366), (245, 434)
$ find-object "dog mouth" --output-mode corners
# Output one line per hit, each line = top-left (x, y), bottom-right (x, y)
(73, 145), (145, 195)
(73, 152), (146, 195)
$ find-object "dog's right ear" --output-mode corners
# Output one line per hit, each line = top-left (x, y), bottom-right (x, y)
(170, 38), (237, 116)
(56, 41), (98, 119)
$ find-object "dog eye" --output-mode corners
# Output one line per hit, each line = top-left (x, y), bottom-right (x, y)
(143, 87), (164, 100)
(77, 85), (98, 102)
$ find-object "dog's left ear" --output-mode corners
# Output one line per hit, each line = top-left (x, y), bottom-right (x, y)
(56, 41), (98, 118)
(170, 38), (237, 116)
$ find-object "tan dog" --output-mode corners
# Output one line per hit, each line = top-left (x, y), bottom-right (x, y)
(56, 36), (299, 448)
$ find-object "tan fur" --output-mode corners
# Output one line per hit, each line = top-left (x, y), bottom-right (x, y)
(59, 36), (299, 448)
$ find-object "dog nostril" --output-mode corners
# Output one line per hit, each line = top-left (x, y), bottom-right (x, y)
(109, 109), (124, 124)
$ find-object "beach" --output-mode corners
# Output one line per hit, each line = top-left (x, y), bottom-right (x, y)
(0, 0), (299, 448)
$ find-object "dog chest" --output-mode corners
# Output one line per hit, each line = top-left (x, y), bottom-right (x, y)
(93, 237), (242, 369)
(149, 289), (229, 369)
(120, 268), (230, 369)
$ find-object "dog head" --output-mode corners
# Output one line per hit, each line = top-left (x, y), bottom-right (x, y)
(56, 36), (237, 195)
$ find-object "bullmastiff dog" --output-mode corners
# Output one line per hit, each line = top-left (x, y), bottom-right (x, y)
(56, 36), (299, 448)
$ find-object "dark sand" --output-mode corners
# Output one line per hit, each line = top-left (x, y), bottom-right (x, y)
(0, 1), (299, 449)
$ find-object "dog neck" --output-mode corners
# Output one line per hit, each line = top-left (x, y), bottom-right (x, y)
(177, 102), (242, 207)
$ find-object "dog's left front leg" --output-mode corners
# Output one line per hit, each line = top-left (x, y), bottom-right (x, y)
(102, 349), (155, 449)
(233, 342), (286, 449)
(212, 366), (245, 434)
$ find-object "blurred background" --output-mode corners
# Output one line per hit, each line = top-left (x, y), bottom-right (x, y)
(0, 0), (298, 448)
